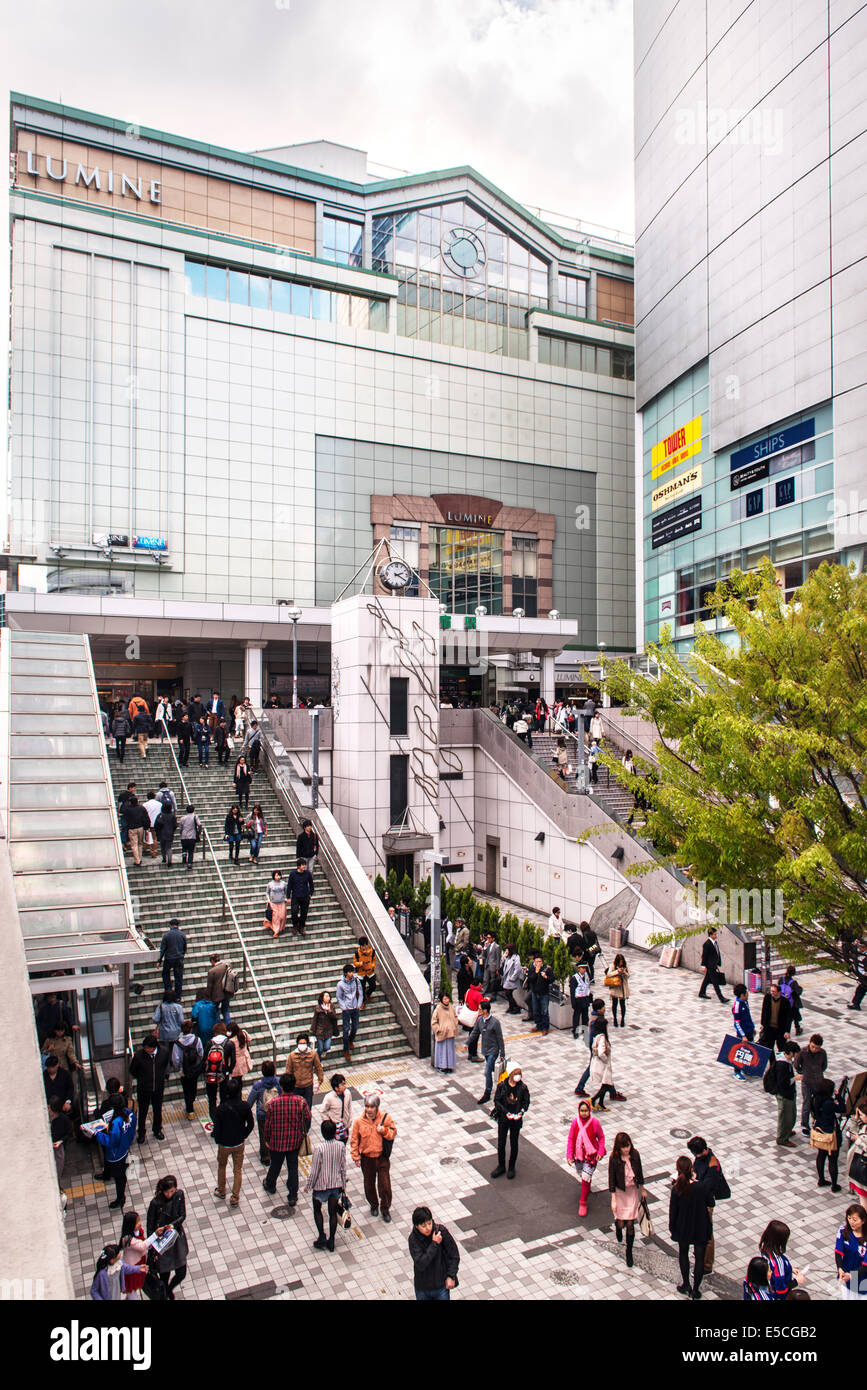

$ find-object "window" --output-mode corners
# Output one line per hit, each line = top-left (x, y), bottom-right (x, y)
(374, 200), (546, 358)
(511, 536), (538, 617)
(538, 334), (634, 379)
(430, 527), (504, 614)
(183, 259), (385, 332)
(557, 274), (586, 317)
(390, 524), (420, 597)
(596, 273), (634, 326)
(389, 678), (409, 736)
(390, 755), (409, 825)
(323, 215), (363, 267)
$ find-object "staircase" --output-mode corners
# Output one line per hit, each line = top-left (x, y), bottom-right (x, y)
(108, 737), (413, 1092)
(529, 730), (638, 821)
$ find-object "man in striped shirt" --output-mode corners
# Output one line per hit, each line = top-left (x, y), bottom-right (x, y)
(263, 1075), (311, 1207)
(304, 1119), (348, 1251)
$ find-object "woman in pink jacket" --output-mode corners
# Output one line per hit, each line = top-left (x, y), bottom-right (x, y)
(567, 1099), (607, 1218)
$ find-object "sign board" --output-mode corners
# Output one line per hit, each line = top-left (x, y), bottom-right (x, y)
(92, 533), (129, 548)
(651, 463), (702, 512)
(716, 1034), (772, 1078)
(731, 418), (815, 489)
(133, 536), (167, 551)
(651, 414), (702, 479)
(651, 496), (702, 550)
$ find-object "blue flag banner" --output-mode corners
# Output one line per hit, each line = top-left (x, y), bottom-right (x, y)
(716, 1034), (773, 1077)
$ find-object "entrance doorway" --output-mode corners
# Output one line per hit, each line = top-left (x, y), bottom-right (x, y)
(485, 838), (499, 895)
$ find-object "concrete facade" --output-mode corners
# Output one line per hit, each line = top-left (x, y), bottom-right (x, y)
(634, 1), (867, 651)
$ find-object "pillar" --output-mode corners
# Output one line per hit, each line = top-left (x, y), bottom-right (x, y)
(540, 652), (556, 707)
(244, 642), (266, 710)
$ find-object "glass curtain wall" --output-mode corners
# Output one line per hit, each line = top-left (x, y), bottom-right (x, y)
(430, 528), (504, 613)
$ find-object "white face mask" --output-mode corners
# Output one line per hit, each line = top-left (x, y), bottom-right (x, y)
(512, 1075), (522, 1085)
(296, 1043), (309, 1053)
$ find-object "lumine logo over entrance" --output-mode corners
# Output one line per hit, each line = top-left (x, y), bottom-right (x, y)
(50, 1322), (152, 1372)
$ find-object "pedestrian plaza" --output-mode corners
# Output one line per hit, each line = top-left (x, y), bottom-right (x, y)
(61, 921), (865, 1302)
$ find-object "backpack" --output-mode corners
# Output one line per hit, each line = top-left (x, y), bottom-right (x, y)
(204, 1040), (227, 1085)
(159, 789), (174, 811)
(763, 1060), (780, 1096)
(222, 963), (241, 998)
(177, 1039), (203, 1080)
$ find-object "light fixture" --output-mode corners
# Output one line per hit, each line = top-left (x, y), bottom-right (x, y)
(512, 607), (525, 618)
(612, 846), (625, 861)
(548, 609), (560, 620)
(534, 831), (545, 844)
(474, 605), (487, 617)
(439, 818), (446, 831)
(285, 604), (302, 622)
(439, 603), (448, 615)
(599, 641), (607, 651)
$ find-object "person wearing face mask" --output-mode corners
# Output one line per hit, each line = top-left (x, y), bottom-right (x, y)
(567, 1099), (607, 1218)
(490, 1068), (530, 1180)
(284, 1031), (324, 1112)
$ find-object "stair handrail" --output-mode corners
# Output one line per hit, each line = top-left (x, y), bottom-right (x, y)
(156, 720), (277, 1062)
(258, 725), (430, 1056)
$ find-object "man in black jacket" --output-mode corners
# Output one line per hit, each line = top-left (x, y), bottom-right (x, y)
(129, 1035), (169, 1142)
(527, 955), (555, 1034)
(296, 819), (319, 870)
(697, 927), (728, 1002)
(288, 860), (315, 936)
(214, 718), (231, 764)
(117, 781), (137, 852)
(176, 715), (192, 767)
(212, 1078), (254, 1206)
(408, 1206), (460, 1300)
(758, 983), (793, 1053)
(43, 1054), (75, 1115)
(773, 1041), (800, 1147)
(686, 1135), (730, 1275)
(124, 795), (151, 867)
(159, 918), (187, 997)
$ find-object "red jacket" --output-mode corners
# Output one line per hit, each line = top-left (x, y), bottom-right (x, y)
(567, 1114), (606, 1166)
(465, 984), (484, 1012)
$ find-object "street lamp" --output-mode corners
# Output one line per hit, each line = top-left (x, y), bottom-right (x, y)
(285, 605), (302, 708)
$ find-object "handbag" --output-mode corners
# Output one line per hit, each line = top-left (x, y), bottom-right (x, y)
(638, 1197), (654, 1238)
(335, 1190), (352, 1229)
(264, 903), (273, 923)
(299, 1130), (313, 1158)
(810, 1127), (838, 1153)
(380, 1114), (394, 1160)
(604, 972), (621, 988)
(847, 1149), (867, 1187)
(497, 1056), (509, 1085)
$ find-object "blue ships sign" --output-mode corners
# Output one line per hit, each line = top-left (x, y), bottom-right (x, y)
(730, 418), (815, 490)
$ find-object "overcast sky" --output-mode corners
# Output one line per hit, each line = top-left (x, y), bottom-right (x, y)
(3, 0), (634, 234)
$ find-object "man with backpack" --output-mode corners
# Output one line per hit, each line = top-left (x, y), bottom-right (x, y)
(132, 705), (153, 759)
(172, 1022), (204, 1119)
(765, 1040), (801, 1147)
(129, 1035), (169, 1143)
(686, 1136), (730, 1276)
(116, 781), (137, 852)
(158, 918), (187, 998)
(206, 953), (237, 1026)
(203, 1024), (236, 1127)
(111, 709), (132, 763)
(155, 800), (177, 867)
(178, 804), (203, 869)
(242, 719), (262, 770)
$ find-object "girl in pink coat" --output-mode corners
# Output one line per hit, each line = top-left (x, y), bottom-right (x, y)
(567, 1099), (607, 1217)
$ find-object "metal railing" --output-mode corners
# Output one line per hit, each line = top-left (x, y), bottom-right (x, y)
(156, 719), (278, 1061)
(260, 729), (430, 1056)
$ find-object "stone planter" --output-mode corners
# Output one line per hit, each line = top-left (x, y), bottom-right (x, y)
(548, 993), (573, 1031)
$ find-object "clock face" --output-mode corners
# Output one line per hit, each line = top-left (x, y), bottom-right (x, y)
(380, 559), (413, 591)
(441, 227), (486, 278)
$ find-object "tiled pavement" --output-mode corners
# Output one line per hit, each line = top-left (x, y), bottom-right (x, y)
(62, 937), (865, 1301)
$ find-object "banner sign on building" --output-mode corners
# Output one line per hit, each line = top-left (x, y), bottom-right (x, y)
(133, 536), (167, 551)
(651, 414), (702, 479)
(730, 417), (815, 490)
(651, 496), (702, 550)
(651, 462), (702, 512)
(92, 533), (129, 548)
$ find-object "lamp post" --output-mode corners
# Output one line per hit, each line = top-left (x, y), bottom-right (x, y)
(285, 605), (302, 709)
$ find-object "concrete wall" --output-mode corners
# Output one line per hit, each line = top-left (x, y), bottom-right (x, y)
(0, 836), (73, 1300)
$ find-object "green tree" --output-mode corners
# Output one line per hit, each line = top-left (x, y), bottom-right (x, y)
(439, 954), (452, 1000)
(386, 868), (399, 903)
(374, 874), (386, 902)
(398, 874), (416, 918)
(604, 558), (867, 979)
(416, 877), (431, 916)
(553, 940), (572, 983)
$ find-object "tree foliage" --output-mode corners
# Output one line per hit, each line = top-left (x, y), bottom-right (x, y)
(604, 559), (867, 979)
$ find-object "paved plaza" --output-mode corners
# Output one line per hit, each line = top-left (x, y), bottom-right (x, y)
(62, 928), (865, 1302)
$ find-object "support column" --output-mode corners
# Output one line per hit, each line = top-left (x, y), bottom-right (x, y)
(244, 642), (266, 710)
(540, 652), (556, 708)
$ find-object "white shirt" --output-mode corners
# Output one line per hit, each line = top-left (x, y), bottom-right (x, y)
(548, 913), (562, 936)
(143, 798), (163, 827)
